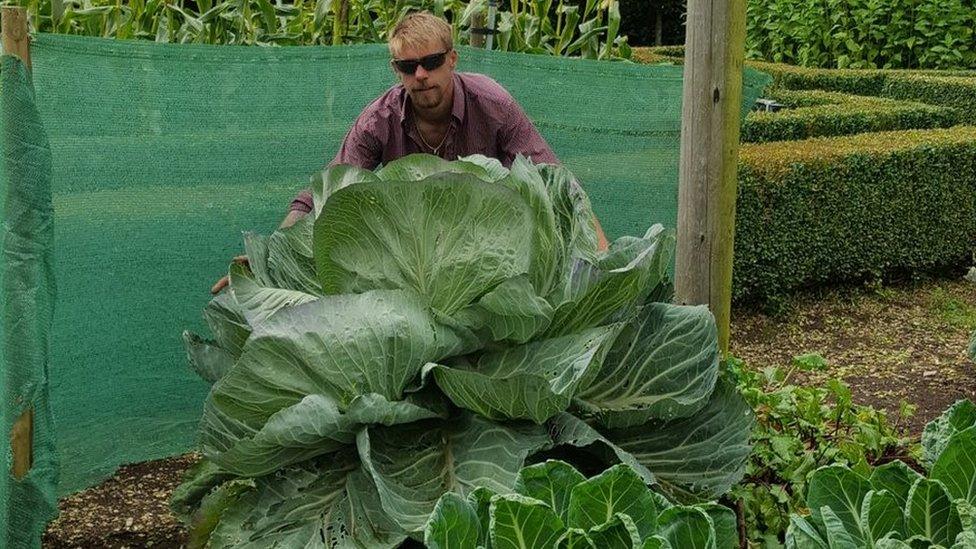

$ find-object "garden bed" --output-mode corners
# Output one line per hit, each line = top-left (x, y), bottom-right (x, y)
(42, 277), (976, 547)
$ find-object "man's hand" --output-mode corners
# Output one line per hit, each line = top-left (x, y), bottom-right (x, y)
(210, 255), (249, 295)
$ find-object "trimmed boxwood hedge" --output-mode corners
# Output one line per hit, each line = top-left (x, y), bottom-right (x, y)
(734, 127), (976, 304)
(882, 74), (976, 124)
(742, 90), (960, 143)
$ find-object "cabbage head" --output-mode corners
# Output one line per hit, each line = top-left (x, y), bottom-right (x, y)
(174, 154), (754, 548)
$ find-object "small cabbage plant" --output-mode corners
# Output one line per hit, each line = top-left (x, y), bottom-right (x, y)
(425, 460), (737, 549)
(787, 400), (976, 549)
(173, 154), (754, 547)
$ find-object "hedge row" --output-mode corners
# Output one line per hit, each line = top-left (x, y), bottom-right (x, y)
(881, 75), (976, 124)
(733, 127), (976, 304)
(741, 90), (959, 143)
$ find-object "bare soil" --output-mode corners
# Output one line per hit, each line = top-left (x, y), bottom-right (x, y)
(43, 279), (976, 547)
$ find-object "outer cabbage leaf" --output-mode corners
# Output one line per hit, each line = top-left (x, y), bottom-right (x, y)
(547, 412), (656, 486)
(424, 324), (620, 423)
(489, 493), (566, 549)
(201, 291), (250, 359)
(932, 425), (976, 504)
(656, 506), (716, 549)
(314, 177), (536, 315)
(452, 274), (554, 344)
(199, 290), (461, 470)
(205, 454), (404, 549)
(605, 377), (754, 501)
(265, 213), (321, 295)
(183, 331), (236, 384)
(862, 490), (905, 544)
(514, 460), (586, 524)
(544, 225), (673, 338)
(923, 400), (976, 469)
(424, 492), (482, 549)
(310, 164), (380, 218)
(228, 261), (317, 327)
(699, 503), (738, 549)
(904, 478), (962, 547)
(375, 153), (503, 183)
(537, 163), (600, 264)
(785, 515), (828, 549)
(805, 465), (872, 546)
(586, 512), (642, 548)
(357, 415), (550, 533)
(575, 303), (719, 429)
(567, 463), (659, 538)
(870, 461), (923, 511)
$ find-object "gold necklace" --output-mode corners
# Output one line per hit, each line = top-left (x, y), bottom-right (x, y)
(418, 125), (449, 155)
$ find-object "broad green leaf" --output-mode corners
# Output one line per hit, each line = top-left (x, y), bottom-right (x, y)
(567, 463), (658, 538)
(951, 530), (976, 549)
(544, 225), (674, 337)
(557, 528), (597, 548)
(785, 515), (828, 549)
(903, 536), (937, 549)
(170, 458), (234, 524)
(489, 493), (565, 549)
(547, 412), (655, 486)
(228, 261), (317, 327)
(699, 503), (738, 549)
(904, 478), (962, 547)
(468, 487), (495, 548)
(606, 377), (754, 501)
(200, 290), (461, 465)
(425, 492), (482, 549)
(537, 163), (599, 264)
(310, 163), (380, 217)
(932, 426), (976, 504)
(806, 465), (873, 545)
(587, 512), (642, 548)
(821, 506), (858, 549)
(265, 213), (321, 295)
(183, 331), (235, 384)
(457, 154), (510, 182)
(453, 274), (554, 344)
(242, 231), (273, 287)
(641, 536), (673, 549)
(923, 401), (976, 469)
(205, 392), (442, 477)
(201, 291), (250, 358)
(207, 454), (404, 548)
(871, 461), (923, 511)
(576, 303), (718, 429)
(425, 324), (620, 423)
(874, 536), (913, 549)
(314, 177), (536, 315)
(375, 153), (501, 183)
(357, 415), (550, 532)
(656, 506), (716, 549)
(862, 490), (905, 543)
(187, 478), (254, 548)
(514, 460), (586, 523)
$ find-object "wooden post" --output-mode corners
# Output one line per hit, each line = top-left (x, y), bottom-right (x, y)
(2, 5), (34, 480)
(470, 13), (486, 49)
(673, 0), (747, 355)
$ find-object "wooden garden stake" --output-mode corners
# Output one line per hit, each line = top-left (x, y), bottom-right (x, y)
(674, 0), (747, 356)
(2, 5), (34, 480)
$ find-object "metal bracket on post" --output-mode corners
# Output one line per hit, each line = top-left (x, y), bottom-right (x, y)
(1, 5), (34, 480)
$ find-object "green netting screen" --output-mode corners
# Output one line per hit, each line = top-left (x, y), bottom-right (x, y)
(0, 32), (770, 544)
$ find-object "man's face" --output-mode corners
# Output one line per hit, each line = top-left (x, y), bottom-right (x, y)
(392, 40), (458, 111)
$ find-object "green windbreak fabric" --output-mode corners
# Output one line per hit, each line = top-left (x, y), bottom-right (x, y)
(0, 32), (770, 516)
(0, 55), (59, 547)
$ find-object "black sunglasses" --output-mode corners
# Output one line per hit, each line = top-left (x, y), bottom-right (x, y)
(391, 50), (450, 74)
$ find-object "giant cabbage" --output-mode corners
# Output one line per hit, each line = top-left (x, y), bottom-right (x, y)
(175, 154), (754, 547)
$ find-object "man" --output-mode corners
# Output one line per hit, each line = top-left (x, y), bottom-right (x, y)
(211, 11), (606, 294)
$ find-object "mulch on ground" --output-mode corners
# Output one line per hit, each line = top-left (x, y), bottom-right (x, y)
(42, 278), (976, 547)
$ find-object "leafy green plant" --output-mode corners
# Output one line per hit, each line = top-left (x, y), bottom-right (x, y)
(745, 0), (976, 70)
(172, 154), (753, 547)
(727, 355), (914, 547)
(7, 0), (631, 58)
(786, 399), (976, 548)
(424, 460), (738, 548)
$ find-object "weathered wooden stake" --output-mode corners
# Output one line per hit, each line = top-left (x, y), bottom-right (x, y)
(2, 5), (34, 480)
(674, 0), (747, 355)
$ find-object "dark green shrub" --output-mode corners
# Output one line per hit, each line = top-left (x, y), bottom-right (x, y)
(882, 74), (976, 124)
(742, 90), (960, 143)
(734, 127), (976, 304)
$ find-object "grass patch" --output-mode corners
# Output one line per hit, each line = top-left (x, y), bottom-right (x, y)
(928, 287), (976, 330)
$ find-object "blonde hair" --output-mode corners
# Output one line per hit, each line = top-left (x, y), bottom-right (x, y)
(388, 12), (453, 57)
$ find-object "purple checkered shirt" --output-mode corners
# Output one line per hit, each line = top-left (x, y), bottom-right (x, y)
(289, 72), (559, 213)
